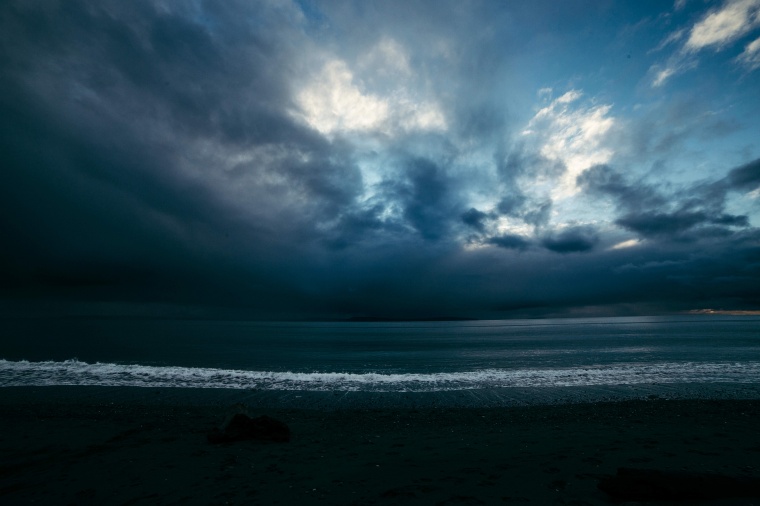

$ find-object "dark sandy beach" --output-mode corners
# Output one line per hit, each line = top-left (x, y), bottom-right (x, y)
(2, 387), (760, 505)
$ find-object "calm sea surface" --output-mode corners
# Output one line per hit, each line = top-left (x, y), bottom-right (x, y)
(2, 316), (760, 393)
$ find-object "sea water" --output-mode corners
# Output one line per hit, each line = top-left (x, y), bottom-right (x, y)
(2, 316), (760, 398)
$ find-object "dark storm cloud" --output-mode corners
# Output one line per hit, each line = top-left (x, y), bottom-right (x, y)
(578, 162), (755, 241)
(487, 224), (602, 254)
(540, 226), (599, 253)
(448, 228), (760, 318)
(488, 234), (531, 250)
(712, 214), (751, 227)
(461, 208), (490, 232)
(576, 164), (665, 210)
(322, 206), (387, 250)
(0, 0), (365, 312)
(368, 157), (466, 243)
(615, 211), (750, 238)
(496, 194), (528, 215)
(523, 201), (553, 228)
(726, 158), (760, 191)
(615, 211), (710, 237)
(1, 0), (491, 317)
(496, 192), (553, 229)
(499, 147), (566, 184)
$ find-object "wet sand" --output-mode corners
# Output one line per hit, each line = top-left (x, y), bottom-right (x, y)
(2, 387), (760, 505)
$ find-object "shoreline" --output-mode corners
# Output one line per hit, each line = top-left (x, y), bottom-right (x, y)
(2, 387), (760, 504)
(3, 382), (760, 410)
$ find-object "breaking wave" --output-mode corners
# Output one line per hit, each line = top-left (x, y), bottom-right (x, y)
(2, 359), (760, 392)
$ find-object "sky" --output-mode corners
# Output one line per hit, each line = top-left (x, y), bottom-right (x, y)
(1, 0), (760, 319)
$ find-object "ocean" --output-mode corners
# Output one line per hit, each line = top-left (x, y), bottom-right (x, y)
(2, 315), (760, 405)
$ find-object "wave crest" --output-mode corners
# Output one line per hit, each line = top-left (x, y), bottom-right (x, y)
(2, 359), (760, 392)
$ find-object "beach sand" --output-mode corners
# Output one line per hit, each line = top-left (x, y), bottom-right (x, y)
(2, 387), (760, 505)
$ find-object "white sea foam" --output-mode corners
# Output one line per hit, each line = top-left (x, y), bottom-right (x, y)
(2, 359), (760, 392)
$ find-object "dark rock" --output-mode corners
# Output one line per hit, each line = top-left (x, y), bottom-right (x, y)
(598, 467), (760, 501)
(207, 413), (290, 444)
